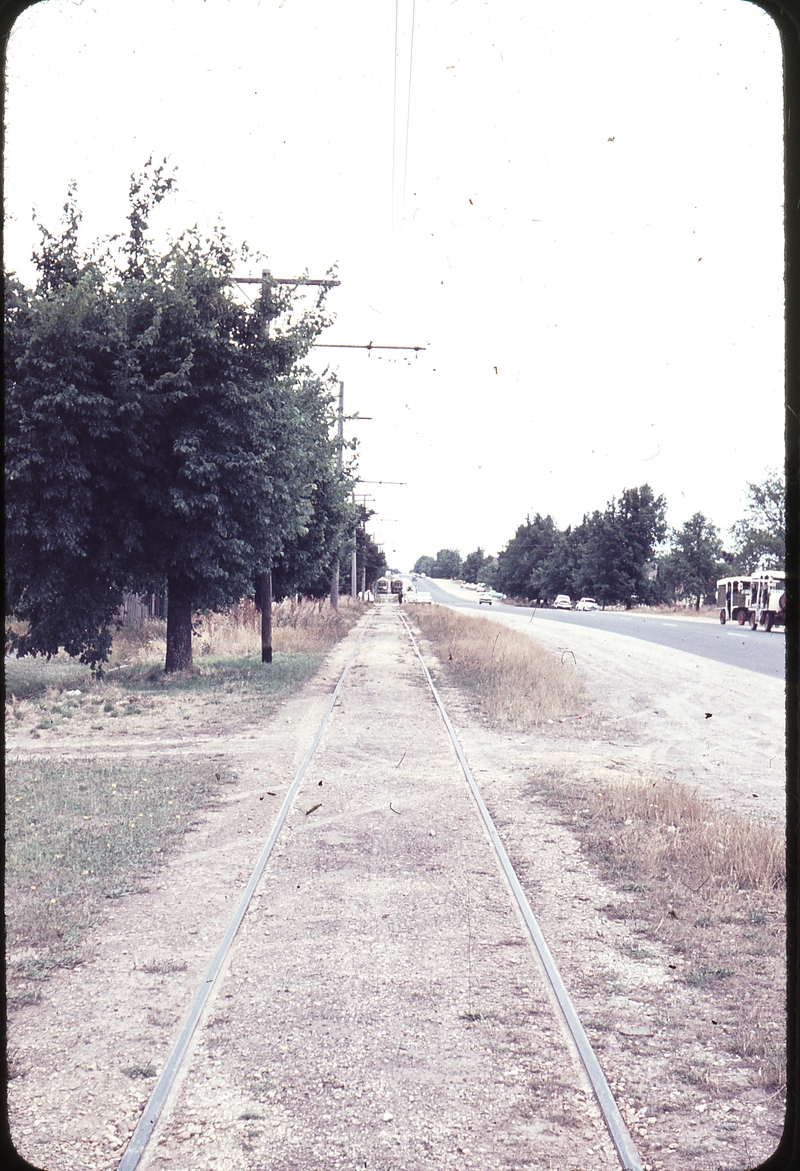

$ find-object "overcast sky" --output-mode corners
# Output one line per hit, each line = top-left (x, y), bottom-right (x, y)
(4, 0), (785, 572)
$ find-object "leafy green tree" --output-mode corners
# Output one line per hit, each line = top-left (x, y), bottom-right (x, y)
(495, 514), (558, 599)
(5, 201), (136, 666)
(333, 506), (386, 593)
(6, 163), (341, 671)
(576, 510), (629, 606)
(538, 523), (588, 601)
(659, 513), (724, 608)
(270, 412), (355, 600)
(478, 557), (499, 589)
(462, 547), (496, 584)
(731, 469), (785, 571)
(461, 548), (484, 584)
(578, 485), (667, 607)
(432, 548), (462, 578)
(413, 555), (435, 575)
(357, 518), (387, 590)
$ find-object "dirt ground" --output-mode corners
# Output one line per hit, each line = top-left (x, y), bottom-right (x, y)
(6, 604), (787, 1171)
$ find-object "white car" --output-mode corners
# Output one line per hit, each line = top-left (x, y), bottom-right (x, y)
(413, 591), (433, 604)
(575, 597), (599, 611)
(478, 592), (493, 605)
(553, 595), (572, 610)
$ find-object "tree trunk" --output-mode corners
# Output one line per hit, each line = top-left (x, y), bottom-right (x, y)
(165, 577), (193, 673)
(330, 560), (339, 611)
(260, 570), (273, 663)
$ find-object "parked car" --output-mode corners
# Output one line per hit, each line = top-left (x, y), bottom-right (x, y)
(413, 591), (433, 604)
(553, 595), (572, 610)
(575, 597), (599, 611)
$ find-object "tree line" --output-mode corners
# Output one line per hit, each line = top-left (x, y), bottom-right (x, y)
(5, 162), (360, 672)
(414, 472), (785, 608)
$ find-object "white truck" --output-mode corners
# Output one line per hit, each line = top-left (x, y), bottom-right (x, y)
(716, 576), (752, 625)
(716, 572), (785, 631)
(747, 571), (786, 631)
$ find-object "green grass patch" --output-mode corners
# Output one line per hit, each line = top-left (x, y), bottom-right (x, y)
(5, 650), (322, 703)
(6, 754), (229, 988)
(6, 601), (367, 1007)
(5, 656), (94, 701)
(5, 651), (328, 742)
(115, 651), (323, 696)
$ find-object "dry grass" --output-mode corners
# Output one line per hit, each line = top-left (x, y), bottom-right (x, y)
(586, 774), (785, 893)
(530, 766), (787, 1094)
(409, 604), (586, 730)
(630, 604), (719, 620)
(111, 596), (364, 665)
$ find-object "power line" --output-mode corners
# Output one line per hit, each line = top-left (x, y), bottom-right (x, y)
(233, 278), (423, 353)
(402, 0), (417, 229)
(392, 0), (400, 231)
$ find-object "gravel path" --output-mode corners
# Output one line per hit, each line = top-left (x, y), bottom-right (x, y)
(136, 606), (618, 1170)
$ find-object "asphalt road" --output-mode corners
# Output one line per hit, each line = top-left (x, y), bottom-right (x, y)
(415, 579), (786, 679)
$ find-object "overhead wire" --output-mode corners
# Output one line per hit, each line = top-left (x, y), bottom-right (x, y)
(392, 0), (399, 231)
(401, 0), (417, 230)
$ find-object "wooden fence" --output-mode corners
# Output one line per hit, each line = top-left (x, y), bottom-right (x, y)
(118, 594), (165, 624)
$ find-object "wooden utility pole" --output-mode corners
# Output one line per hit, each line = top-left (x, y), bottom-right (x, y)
(330, 380), (345, 611)
(232, 275), (421, 638)
(328, 382), (375, 610)
(260, 566), (273, 664)
(352, 490), (358, 600)
(235, 270), (340, 663)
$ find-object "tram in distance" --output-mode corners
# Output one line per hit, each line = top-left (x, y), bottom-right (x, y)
(716, 570), (786, 631)
(375, 575), (405, 602)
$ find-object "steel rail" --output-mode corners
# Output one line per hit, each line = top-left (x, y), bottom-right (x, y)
(398, 611), (644, 1171)
(116, 614), (374, 1171)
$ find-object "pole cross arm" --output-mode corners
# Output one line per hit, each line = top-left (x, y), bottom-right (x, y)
(314, 343), (426, 351)
(234, 276), (341, 287)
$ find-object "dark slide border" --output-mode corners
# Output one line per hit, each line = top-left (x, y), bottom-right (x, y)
(1, 1), (797, 1168)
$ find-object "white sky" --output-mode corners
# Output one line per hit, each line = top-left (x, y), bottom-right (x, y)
(4, 0), (785, 572)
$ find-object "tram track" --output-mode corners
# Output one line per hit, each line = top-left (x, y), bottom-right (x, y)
(116, 605), (642, 1171)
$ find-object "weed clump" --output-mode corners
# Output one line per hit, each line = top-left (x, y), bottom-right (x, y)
(585, 775), (785, 893)
(409, 605), (586, 730)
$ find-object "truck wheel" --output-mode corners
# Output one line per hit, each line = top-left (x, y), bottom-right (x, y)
(737, 610), (746, 625)
(719, 610), (726, 625)
(750, 611), (758, 630)
(766, 612), (774, 632)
